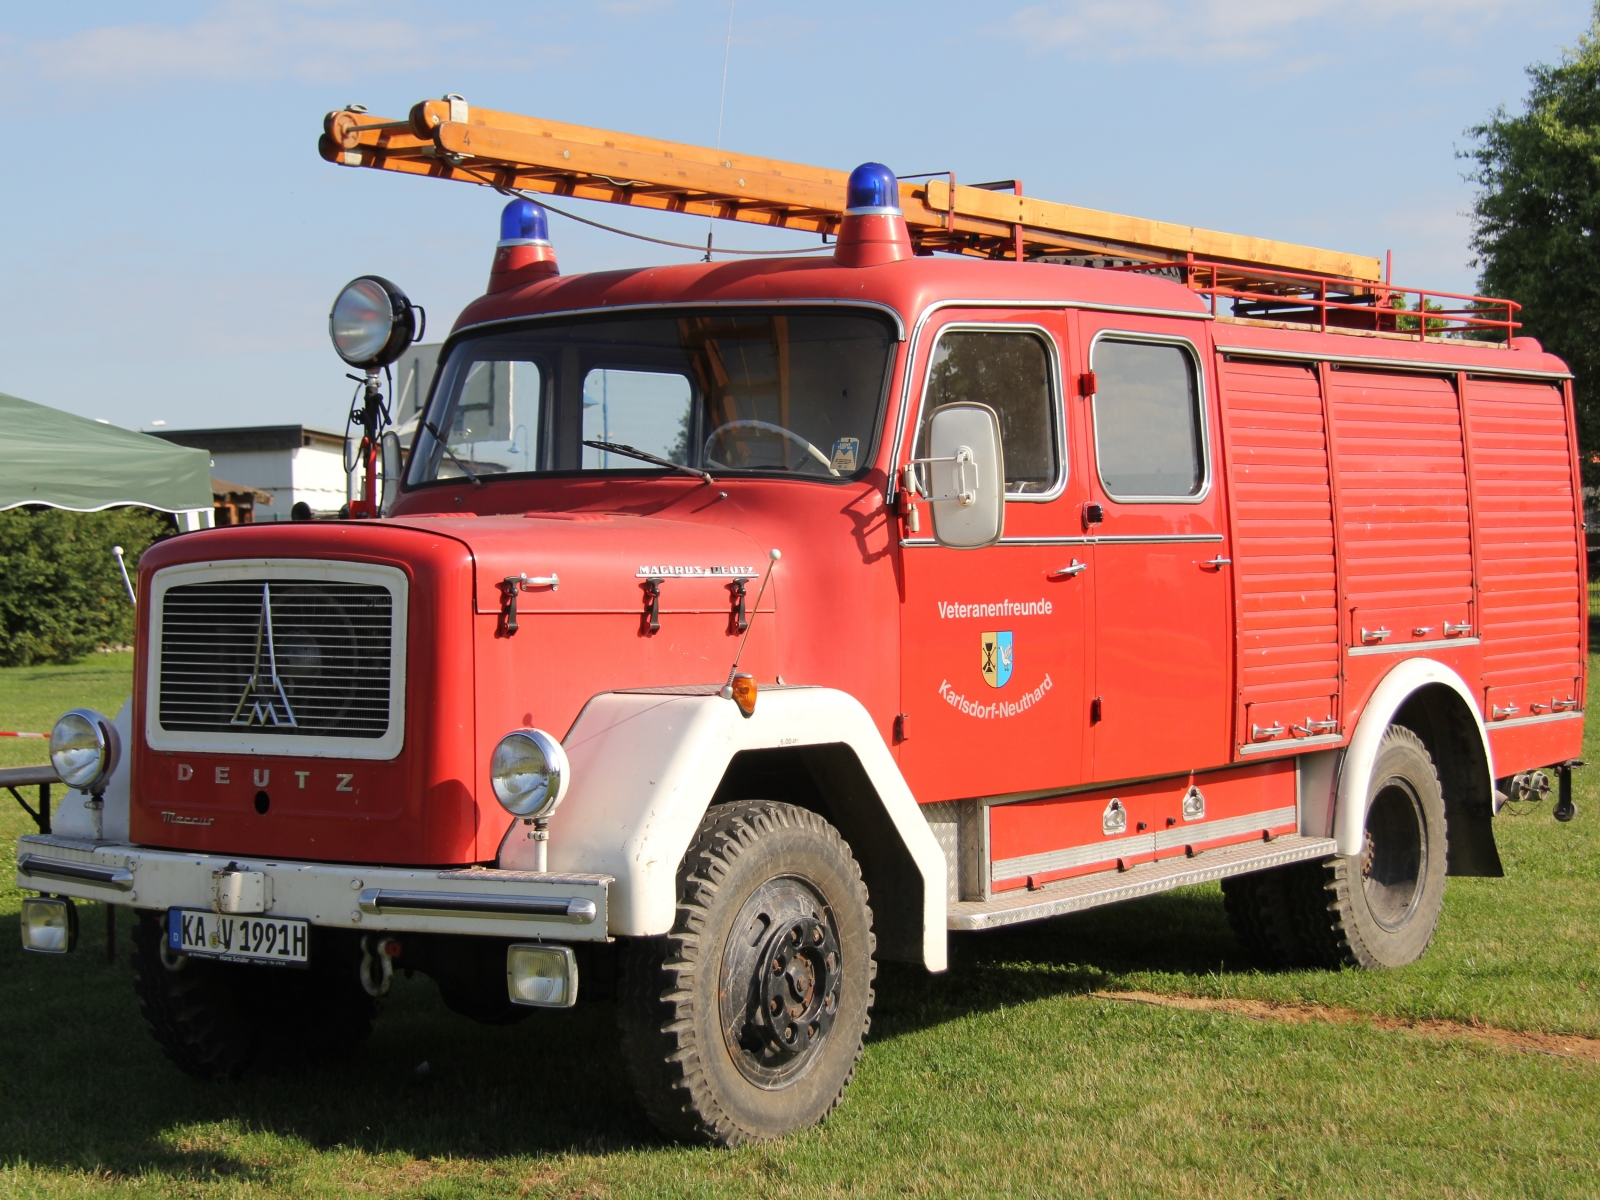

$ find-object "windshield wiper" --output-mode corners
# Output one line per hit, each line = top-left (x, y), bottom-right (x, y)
(583, 439), (712, 485)
(423, 421), (485, 488)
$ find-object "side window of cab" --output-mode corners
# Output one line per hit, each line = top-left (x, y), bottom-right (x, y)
(1089, 337), (1207, 501)
(914, 327), (1062, 498)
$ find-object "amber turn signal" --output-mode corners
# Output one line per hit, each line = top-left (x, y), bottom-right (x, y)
(728, 673), (757, 716)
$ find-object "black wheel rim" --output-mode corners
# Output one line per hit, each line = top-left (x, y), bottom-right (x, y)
(719, 875), (842, 1089)
(1362, 775), (1428, 932)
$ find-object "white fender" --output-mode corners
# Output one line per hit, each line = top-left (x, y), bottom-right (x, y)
(1334, 658), (1493, 857)
(499, 686), (948, 971)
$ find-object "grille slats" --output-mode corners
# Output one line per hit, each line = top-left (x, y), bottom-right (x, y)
(157, 579), (394, 739)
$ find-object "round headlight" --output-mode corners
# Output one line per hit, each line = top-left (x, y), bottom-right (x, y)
(49, 708), (120, 793)
(490, 729), (570, 819)
(329, 275), (417, 369)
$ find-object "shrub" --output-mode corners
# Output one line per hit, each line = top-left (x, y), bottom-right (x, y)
(0, 507), (171, 667)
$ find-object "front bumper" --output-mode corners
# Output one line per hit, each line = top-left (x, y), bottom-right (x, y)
(14, 834), (612, 941)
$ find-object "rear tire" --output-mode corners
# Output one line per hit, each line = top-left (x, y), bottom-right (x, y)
(1296, 725), (1448, 968)
(617, 801), (876, 1146)
(1220, 868), (1306, 966)
(131, 912), (378, 1080)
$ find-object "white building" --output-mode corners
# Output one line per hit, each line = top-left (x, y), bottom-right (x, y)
(151, 425), (349, 518)
(392, 342), (442, 431)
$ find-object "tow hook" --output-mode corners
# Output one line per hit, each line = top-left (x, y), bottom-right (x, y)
(360, 935), (401, 997)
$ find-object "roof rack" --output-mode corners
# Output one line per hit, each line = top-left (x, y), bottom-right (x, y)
(1115, 257), (1520, 343)
(319, 96), (1516, 339)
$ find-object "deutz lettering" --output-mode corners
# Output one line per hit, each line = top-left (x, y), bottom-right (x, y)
(175, 766), (352, 790)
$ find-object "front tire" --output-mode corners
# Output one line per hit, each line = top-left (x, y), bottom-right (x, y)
(617, 801), (876, 1146)
(131, 912), (379, 1080)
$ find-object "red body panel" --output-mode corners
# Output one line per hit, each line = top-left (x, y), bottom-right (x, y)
(129, 254), (1584, 873)
(988, 760), (1296, 892)
(131, 523), (479, 864)
(1465, 377), (1585, 720)
(1219, 357), (1340, 748)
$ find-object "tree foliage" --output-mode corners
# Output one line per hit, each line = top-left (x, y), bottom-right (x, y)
(0, 507), (170, 667)
(1466, 3), (1600, 473)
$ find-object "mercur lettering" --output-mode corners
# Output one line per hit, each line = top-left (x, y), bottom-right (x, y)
(938, 674), (1053, 718)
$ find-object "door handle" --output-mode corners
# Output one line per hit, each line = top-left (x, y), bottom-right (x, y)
(1201, 556), (1231, 570)
(1049, 560), (1087, 579)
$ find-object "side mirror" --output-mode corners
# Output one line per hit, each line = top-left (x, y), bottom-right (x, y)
(379, 430), (404, 515)
(919, 402), (1004, 548)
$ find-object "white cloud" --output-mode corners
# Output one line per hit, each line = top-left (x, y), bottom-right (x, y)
(1003, 0), (1533, 61)
(25, 1), (483, 86)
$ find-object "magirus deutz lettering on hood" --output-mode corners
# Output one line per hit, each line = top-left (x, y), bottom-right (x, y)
(16, 95), (1584, 1149)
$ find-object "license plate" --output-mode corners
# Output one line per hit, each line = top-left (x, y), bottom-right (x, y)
(167, 908), (309, 966)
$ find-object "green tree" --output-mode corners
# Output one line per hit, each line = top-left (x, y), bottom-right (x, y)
(1466, 2), (1600, 476)
(0, 507), (169, 667)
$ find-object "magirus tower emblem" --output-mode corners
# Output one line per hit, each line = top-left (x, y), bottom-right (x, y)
(229, 583), (297, 727)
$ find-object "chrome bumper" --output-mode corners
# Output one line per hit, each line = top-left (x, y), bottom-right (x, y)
(14, 834), (612, 941)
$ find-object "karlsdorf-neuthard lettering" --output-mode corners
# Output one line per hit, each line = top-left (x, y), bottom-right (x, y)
(939, 674), (1054, 719)
(938, 598), (1053, 619)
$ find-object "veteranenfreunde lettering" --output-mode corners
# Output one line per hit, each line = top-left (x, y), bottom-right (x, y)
(937, 598), (1053, 619)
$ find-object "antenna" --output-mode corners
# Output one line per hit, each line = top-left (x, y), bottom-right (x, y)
(111, 546), (136, 606)
(722, 548), (780, 704)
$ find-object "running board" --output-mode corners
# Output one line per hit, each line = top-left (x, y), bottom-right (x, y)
(948, 835), (1338, 931)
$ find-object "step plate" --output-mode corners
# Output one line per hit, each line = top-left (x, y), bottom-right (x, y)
(948, 834), (1337, 931)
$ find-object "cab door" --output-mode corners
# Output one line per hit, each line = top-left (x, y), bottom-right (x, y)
(897, 312), (1089, 803)
(1078, 316), (1232, 782)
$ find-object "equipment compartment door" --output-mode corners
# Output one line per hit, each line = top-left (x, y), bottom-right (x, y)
(897, 312), (1088, 803)
(1080, 316), (1232, 783)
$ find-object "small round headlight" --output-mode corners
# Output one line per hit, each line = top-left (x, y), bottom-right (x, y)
(329, 275), (417, 369)
(49, 708), (120, 793)
(490, 729), (570, 819)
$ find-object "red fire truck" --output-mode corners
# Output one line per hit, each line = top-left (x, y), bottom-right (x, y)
(16, 99), (1585, 1146)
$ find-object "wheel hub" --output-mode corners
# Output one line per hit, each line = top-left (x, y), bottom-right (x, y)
(1362, 776), (1427, 932)
(720, 877), (842, 1087)
(759, 915), (839, 1058)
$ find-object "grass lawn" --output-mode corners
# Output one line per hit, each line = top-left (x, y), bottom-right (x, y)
(0, 652), (1595, 1198)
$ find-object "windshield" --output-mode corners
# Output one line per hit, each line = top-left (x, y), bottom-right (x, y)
(406, 308), (896, 486)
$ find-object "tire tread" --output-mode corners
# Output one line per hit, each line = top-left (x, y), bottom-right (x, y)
(616, 801), (876, 1146)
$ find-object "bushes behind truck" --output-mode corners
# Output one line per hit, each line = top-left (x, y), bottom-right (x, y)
(0, 507), (169, 666)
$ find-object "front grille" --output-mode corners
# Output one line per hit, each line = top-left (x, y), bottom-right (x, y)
(157, 580), (394, 739)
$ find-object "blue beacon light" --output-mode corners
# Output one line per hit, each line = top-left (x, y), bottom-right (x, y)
(499, 197), (551, 246)
(845, 163), (900, 215)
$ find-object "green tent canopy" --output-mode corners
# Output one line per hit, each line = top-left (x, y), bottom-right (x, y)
(0, 390), (212, 515)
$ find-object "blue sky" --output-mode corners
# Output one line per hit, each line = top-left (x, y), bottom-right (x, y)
(0, 0), (1590, 433)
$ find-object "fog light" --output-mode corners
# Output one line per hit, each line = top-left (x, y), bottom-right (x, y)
(49, 708), (119, 793)
(21, 897), (78, 954)
(506, 943), (577, 1008)
(490, 728), (570, 818)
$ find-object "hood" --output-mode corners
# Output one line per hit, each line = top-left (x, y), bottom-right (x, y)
(383, 511), (773, 616)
